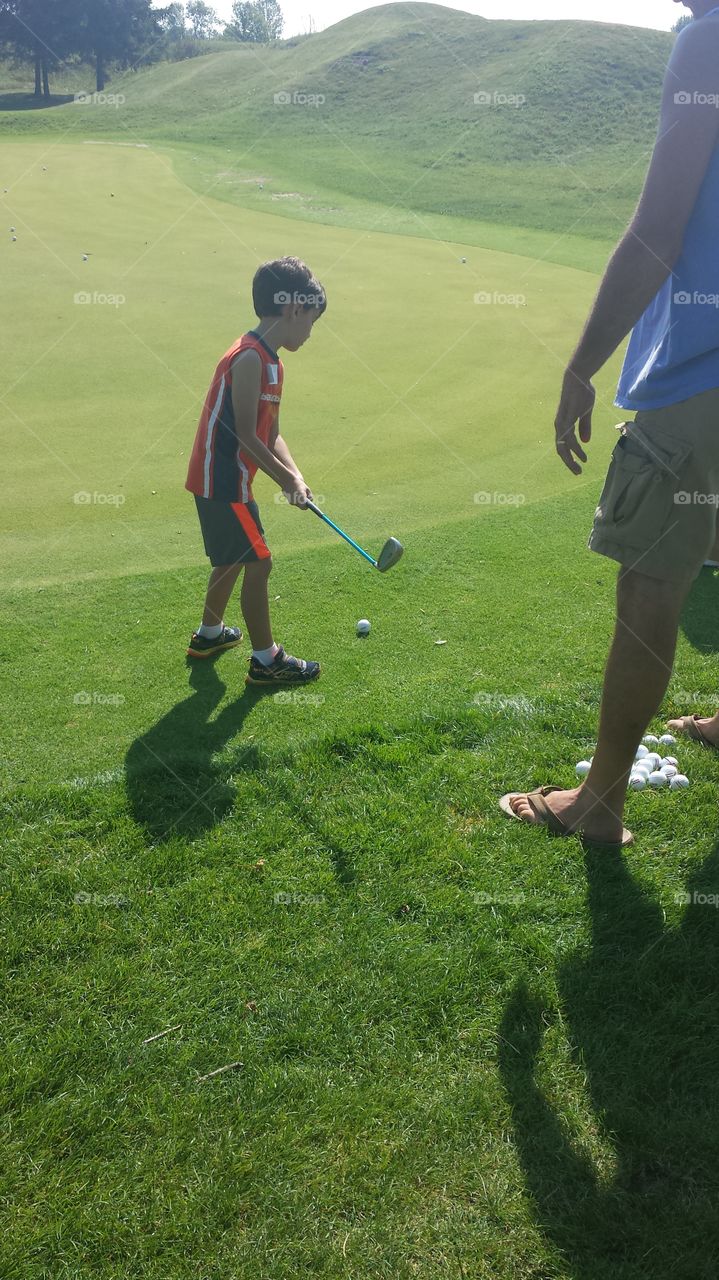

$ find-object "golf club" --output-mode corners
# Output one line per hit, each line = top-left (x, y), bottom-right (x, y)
(305, 500), (404, 573)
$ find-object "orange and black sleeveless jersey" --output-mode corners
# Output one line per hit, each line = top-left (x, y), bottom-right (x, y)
(186, 331), (284, 502)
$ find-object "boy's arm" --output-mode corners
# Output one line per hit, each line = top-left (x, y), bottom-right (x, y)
(231, 352), (305, 499)
(270, 419), (314, 507)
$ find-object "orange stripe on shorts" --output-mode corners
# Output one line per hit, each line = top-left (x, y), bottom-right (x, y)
(231, 503), (271, 560)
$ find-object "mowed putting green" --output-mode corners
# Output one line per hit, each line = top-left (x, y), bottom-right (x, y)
(3, 136), (719, 1280)
(3, 140), (617, 590)
(1, 136), (627, 780)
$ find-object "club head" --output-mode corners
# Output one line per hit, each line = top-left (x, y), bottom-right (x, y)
(376, 537), (404, 573)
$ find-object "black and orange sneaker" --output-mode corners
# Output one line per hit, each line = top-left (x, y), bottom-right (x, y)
(246, 645), (321, 687)
(187, 626), (243, 659)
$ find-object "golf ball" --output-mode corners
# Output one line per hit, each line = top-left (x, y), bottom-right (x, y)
(635, 744), (649, 760)
(659, 734), (676, 746)
(629, 775), (647, 790)
(575, 760), (592, 778)
(648, 771), (668, 788)
(646, 752), (662, 770)
(662, 764), (678, 779)
(643, 734), (659, 745)
(356, 619), (371, 636)
(664, 756), (679, 767)
(670, 774), (690, 790)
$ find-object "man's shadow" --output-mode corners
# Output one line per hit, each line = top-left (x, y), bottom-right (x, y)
(125, 662), (265, 842)
(680, 567), (719, 655)
(499, 842), (719, 1279)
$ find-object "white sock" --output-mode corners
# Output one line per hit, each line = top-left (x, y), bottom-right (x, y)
(198, 622), (223, 640)
(253, 643), (280, 666)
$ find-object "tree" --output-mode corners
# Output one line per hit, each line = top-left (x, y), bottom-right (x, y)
(185, 0), (216, 37)
(74, 0), (161, 91)
(155, 2), (186, 39)
(224, 0), (283, 43)
(673, 14), (692, 32)
(0, 0), (77, 99)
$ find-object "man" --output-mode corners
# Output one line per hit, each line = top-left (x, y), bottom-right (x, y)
(502, 0), (719, 848)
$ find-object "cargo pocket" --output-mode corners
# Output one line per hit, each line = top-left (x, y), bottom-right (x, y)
(592, 428), (691, 548)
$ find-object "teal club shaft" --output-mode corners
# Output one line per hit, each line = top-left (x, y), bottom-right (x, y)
(306, 500), (377, 568)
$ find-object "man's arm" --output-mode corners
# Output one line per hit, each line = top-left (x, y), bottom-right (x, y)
(556, 20), (719, 475)
(231, 352), (305, 499)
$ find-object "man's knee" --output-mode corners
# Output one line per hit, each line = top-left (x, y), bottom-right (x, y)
(617, 566), (689, 621)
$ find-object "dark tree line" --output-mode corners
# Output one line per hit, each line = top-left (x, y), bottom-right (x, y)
(0, 0), (284, 100)
(0, 0), (161, 96)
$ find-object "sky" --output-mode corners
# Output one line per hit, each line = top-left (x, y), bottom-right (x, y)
(195, 0), (686, 37)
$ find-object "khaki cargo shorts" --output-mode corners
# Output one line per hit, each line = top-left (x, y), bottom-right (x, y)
(589, 386), (719, 583)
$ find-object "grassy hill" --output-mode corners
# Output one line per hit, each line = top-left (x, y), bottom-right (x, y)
(0, 2), (674, 244)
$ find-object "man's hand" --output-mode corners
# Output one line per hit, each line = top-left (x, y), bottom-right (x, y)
(555, 369), (595, 476)
(284, 478), (314, 510)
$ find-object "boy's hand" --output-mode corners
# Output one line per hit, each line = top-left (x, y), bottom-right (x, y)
(284, 479), (314, 511)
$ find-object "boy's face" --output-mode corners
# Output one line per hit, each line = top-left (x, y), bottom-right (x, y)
(283, 305), (321, 352)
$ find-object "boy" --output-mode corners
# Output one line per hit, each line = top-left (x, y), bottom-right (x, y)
(185, 256), (326, 685)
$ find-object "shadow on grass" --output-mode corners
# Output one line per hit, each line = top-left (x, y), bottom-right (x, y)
(125, 663), (361, 882)
(125, 661), (266, 843)
(0, 92), (78, 110)
(680, 568), (719, 656)
(499, 842), (719, 1279)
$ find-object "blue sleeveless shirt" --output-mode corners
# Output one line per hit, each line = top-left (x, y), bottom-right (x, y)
(616, 9), (719, 411)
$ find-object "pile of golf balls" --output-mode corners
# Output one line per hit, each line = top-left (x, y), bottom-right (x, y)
(631, 734), (690, 791)
(576, 734), (690, 791)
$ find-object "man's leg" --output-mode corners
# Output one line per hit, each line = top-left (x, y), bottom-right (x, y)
(240, 558), (274, 651)
(510, 567), (691, 842)
(201, 564), (243, 628)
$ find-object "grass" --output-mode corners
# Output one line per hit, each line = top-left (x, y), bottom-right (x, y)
(3, 13), (719, 1276)
(0, 3), (673, 247)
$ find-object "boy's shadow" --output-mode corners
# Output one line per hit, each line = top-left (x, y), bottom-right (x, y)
(680, 567), (719, 655)
(499, 842), (719, 1279)
(125, 662), (265, 842)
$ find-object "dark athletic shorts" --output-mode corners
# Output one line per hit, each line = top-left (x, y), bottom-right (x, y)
(194, 496), (271, 567)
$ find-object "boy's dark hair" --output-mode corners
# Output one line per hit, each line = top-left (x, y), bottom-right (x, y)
(252, 256), (327, 319)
